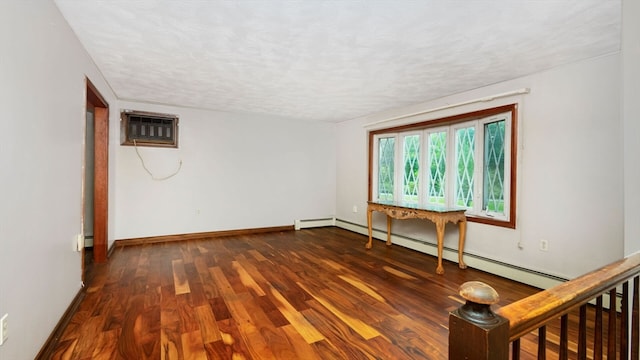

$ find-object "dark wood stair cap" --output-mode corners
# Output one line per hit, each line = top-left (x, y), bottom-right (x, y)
(459, 281), (500, 305)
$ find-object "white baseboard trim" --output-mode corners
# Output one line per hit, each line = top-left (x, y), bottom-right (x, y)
(335, 218), (568, 290)
(295, 217), (336, 230)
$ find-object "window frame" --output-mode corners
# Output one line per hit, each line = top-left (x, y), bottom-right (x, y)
(368, 104), (518, 229)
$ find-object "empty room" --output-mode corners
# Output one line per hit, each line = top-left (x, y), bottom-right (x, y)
(1, 1), (639, 359)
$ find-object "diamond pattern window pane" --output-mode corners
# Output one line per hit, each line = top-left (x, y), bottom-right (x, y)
(455, 127), (475, 208)
(402, 135), (420, 203)
(427, 132), (446, 205)
(378, 137), (395, 201)
(483, 120), (506, 213)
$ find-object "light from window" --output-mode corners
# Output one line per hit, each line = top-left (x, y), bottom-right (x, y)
(483, 120), (506, 213)
(377, 137), (395, 201)
(369, 104), (517, 228)
(455, 125), (475, 208)
(403, 134), (420, 203)
(427, 130), (447, 205)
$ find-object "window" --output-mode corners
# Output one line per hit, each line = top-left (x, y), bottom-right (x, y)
(369, 104), (517, 228)
(121, 110), (179, 148)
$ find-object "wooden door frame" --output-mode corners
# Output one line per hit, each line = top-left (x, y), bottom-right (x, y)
(86, 79), (109, 263)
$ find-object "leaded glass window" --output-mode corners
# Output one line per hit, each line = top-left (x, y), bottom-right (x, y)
(377, 137), (395, 201)
(427, 131), (446, 205)
(368, 104), (515, 228)
(402, 135), (420, 203)
(455, 127), (475, 208)
(483, 120), (506, 213)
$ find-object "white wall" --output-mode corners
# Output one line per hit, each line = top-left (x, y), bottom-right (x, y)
(0, 2), (115, 359)
(114, 102), (336, 239)
(623, 0), (640, 256)
(0, 2), (631, 358)
(337, 54), (623, 281)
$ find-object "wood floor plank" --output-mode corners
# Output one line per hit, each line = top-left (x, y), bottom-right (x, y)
(383, 265), (419, 280)
(279, 324), (324, 360)
(297, 282), (382, 341)
(181, 330), (207, 360)
(241, 297), (301, 359)
(51, 338), (78, 360)
(52, 227), (597, 360)
(248, 249), (270, 262)
(209, 296), (232, 321)
(210, 267), (279, 359)
(301, 303), (378, 360)
(160, 327), (181, 360)
(72, 314), (106, 358)
(193, 255), (220, 299)
(91, 328), (120, 360)
(172, 259), (191, 295)
(268, 285), (325, 344)
(208, 318), (254, 360)
(116, 295), (145, 359)
(254, 294), (290, 328)
(176, 294), (199, 333)
(194, 304), (221, 343)
(184, 263), (206, 307)
(338, 274), (387, 303)
(232, 260), (267, 296)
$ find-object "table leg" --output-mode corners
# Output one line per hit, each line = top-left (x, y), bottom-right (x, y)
(386, 215), (392, 246)
(435, 219), (445, 275)
(458, 218), (467, 269)
(366, 207), (373, 249)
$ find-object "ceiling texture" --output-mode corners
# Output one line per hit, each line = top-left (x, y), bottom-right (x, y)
(54, 1), (621, 122)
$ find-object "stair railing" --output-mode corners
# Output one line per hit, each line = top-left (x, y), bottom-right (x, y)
(449, 252), (640, 359)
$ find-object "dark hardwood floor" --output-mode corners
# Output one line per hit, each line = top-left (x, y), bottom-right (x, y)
(51, 227), (575, 359)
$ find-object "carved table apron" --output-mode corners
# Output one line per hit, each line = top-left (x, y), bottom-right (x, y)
(366, 201), (467, 275)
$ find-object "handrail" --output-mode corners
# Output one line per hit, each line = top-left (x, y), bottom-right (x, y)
(496, 252), (640, 341)
(449, 251), (640, 359)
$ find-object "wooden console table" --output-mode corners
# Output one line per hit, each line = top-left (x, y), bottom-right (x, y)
(366, 201), (467, 275)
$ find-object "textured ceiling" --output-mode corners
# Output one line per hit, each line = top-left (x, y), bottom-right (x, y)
(54, 1), (620, 122)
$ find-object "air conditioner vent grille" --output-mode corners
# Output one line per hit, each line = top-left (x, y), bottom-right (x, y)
(121, 111), (179, 148)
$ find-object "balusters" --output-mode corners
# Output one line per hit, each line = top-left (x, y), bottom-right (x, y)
(537, 326), (546, 360)
(578, 305), (587, 360)
(622, 282), (630, 360)
(450, 274), (640, 359)
(595, 295), (603, 360)
(560, 314), (568, 360)
(609, 288), (617, 360)
(633, 276), (639, 360)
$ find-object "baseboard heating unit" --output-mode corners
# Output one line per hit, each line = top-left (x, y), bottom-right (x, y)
(294, 217), (336, 230)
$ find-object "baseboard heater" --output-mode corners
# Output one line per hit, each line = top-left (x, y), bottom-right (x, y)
(335, 219), (625, 310)
(294, 217), (336, 230)
(334, 218), (571, 291)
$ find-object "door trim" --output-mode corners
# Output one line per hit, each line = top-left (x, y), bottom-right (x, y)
(86, 79), (109, 263)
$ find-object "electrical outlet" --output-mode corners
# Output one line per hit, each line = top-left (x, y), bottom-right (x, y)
(540, 239), (549, 252)
(352, 205), (358, 213)
(0, 313), (8, 346)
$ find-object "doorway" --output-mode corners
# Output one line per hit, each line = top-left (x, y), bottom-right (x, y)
(85, 79), (109, 267)
(83, 106), (95, 273)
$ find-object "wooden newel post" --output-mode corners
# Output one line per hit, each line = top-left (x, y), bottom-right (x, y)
(449, 281), (510, 360)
